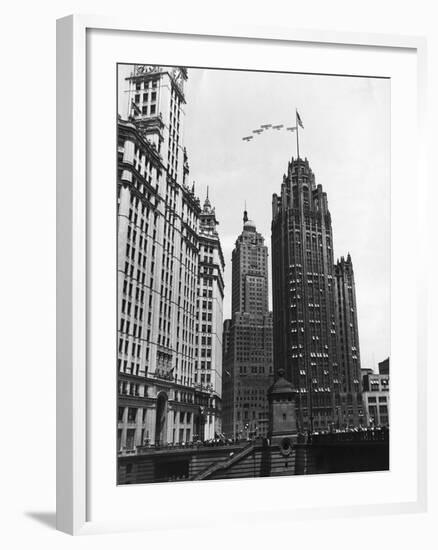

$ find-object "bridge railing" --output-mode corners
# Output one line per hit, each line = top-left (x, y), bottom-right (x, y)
(297, 427), (389, 445)
(135, 438), (253, 454)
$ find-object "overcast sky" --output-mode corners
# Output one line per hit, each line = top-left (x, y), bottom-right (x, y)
(118, 66), (390, 371)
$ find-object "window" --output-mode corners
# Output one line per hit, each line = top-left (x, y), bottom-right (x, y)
(126, 429), (136, 450)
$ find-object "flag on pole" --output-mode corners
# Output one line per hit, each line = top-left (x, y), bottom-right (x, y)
(296, 110), (304, 128)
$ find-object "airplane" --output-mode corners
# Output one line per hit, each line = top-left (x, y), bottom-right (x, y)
(252, 129), (263, 134)
(261, 124), (272, 129)
(272, 124), (284, 130)
(242, 136), (254, 142)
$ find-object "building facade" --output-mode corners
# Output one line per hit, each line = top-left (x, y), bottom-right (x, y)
(334, 254), (364, 427)
(362, 368), (390, 427)
(378, 357), (390, 375)
(117, 65), (224, 452)
(195, 192), (225, 438)
(222, 211), (274, 440)
(272, 156), (367, 431)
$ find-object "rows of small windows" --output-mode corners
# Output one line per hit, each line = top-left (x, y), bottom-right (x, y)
(181, 224), (198, 253)
(126, 195), (157, 236)
(167, 91), (181, 179)
(119, 304), (204, 384)
(366, 395), (388, 404)
(201, 252), (215, 264)
(238, 365), (271, 375)
(124, 230), (155, 285)
(118, 334), (144, 368)
(118, 380), (147, 398)
(120, 298), (144, 325)
(179, 239), (199, 276)
(134, 77), (158, 116)
(198, 286), (213, 298)
(119, 303), (198, 383)
(236, 409), (268, 422)
(197, 372), (212, 385)
(132, 145), (158, 186)
(165, 182), (178, 215)
(297, 393), (334, 409)
(135, 77), (158, 92)
(239, 246), (267, 262)
(200, 265), (217, 277)
(201, 244), (215, 256)
(197, 297), (214, 311)
(195, 320), (213, 334)
(118, 356), (145, 377)
(368, 378), (389, 392)
(196, 333), (213, 347)
(198, 347), (212, 359)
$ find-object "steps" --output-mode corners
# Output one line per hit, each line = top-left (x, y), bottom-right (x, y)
(192, 441), (256, 480)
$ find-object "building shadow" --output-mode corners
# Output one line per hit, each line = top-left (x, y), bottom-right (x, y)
(25, 511), (57, 530)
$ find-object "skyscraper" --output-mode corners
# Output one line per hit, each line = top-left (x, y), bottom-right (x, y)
(117, 65), (224, 452)
(271, 157), (340, 432)
(334, 254), (364, 427)
(195, 191), (225, 439)
(222, 210), (274, 439)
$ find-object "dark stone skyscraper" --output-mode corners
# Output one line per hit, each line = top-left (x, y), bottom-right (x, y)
(222, 211), (273, 439)
(334, 255), (364, 427)
(271, 157), (340, 432)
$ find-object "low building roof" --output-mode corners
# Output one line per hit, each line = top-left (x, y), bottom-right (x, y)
(268, 369), (295, 397)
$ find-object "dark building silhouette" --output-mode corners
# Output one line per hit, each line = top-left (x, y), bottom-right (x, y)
(222, 319), (231, 359)
(271, 156), (364, 431)
(334, 255), (364, 427)
(222, 210), (274, 439)
(378, 357), (390, 375)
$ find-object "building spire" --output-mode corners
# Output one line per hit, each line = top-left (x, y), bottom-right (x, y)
(243, 202), (248, 224)
(203, 185), (211, 210)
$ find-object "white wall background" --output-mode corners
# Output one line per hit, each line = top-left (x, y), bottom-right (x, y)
(0, 0), (436, 548)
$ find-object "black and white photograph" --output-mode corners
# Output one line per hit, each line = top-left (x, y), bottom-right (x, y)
(2, 0), (434, 543)
(116, 64), (390, 484)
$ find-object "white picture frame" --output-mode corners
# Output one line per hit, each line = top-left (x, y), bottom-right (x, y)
(56, 15), (428, 535)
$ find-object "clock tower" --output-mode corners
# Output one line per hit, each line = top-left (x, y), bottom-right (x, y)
(125, 65), (188, 186)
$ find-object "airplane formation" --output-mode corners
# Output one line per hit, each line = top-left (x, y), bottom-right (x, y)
(242, 123), (297, 142)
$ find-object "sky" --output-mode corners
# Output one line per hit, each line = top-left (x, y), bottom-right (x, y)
(118, 66), (390, 371)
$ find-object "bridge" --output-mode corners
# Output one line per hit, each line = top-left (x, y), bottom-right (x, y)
(118, 428), (389, 484)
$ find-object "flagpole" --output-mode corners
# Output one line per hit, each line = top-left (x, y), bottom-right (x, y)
(296, 109), (300, 160)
